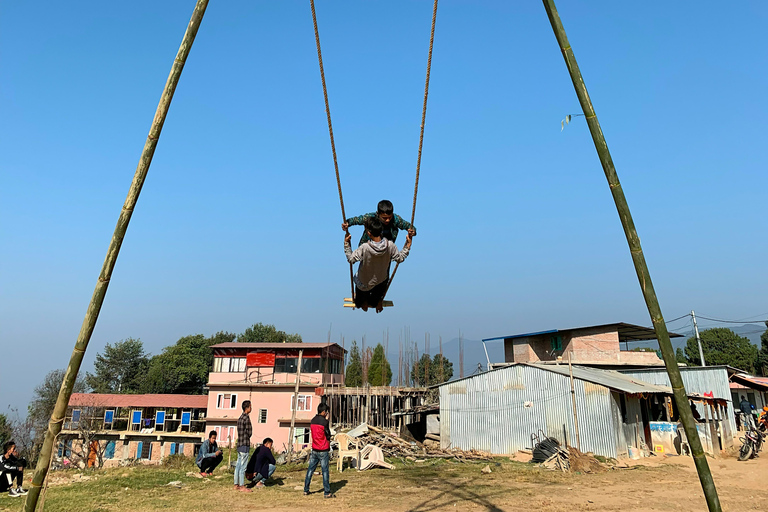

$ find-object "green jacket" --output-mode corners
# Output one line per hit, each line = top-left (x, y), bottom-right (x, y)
(346, 212), (416, 246)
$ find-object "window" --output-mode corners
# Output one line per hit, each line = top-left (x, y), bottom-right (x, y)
(291, 394), (313, 412)
(71, 409), (81, 425)
(213, 356), (245, 372)
(275, 357), (298, 373)
(104, 410), (114, 424)
(322, 358), (342, 374)
(155, 411), (166, 425)
(216, 393), (238, 409)
(104, 441), (116, 459)
(302, 358), (321, 373)
(550, 335), (563, 352)
(169, 443), (177, 455)
(178, 443), (185, 455)
(294, 427), (310, 444)
(181, 411), (192, 426)
(57, 439), (72, 458)
(230, 357), (246, 372)
(131, 410), (142, 425)
(258, 409), (268, 424)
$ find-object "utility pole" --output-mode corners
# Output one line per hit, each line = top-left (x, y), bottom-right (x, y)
(288, 349), (304, 462)
(692, 310), (706, 366)
(542, 2), (721, 510)
(567, 353), (581, 450)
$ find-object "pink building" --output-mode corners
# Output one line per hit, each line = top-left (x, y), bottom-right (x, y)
(205, 342), (345, 452)
(485, 323), (682, 366)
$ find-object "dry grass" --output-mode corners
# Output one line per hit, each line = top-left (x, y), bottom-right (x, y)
(1, 454), (766, 512)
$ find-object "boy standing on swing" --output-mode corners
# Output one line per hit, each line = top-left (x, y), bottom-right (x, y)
(344, 216), (411, 313)
(342, 199), (416, 246)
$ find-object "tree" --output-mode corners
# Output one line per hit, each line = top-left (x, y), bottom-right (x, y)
(682, 328), (758, 372)
(86, 338), (149, 393)
(142, 331), (235, 394)
(0, 414), (11, 447)
(345, 340), (363, 387)
(676, 347), (687, 365)
(755, 321), (768, 376)
(237, 323), (302, 344)
(28, 368), (89, 459)
(367, 344), (392, 386)
(412, 353), (454, 386)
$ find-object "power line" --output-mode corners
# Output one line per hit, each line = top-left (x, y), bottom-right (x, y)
(694, 315), (767, 325)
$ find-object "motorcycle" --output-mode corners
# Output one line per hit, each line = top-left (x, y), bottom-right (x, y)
(738, 426), (765, 461)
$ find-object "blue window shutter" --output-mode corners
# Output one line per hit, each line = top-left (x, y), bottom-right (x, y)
(136, 442), (143, 459)
(169, 443), (176, 455)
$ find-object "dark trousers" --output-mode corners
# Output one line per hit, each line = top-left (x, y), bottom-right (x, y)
(354, 280), (389, 309)
(0, 469), (22, 492)
(199, 454), (223, 474)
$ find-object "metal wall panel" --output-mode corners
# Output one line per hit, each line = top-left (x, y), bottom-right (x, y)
(619, 367), (736, 432)
(439, 365), (621, 458)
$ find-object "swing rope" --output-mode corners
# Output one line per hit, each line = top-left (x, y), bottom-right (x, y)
(310, 0), (355, 300)
(385, 0), (438, 297)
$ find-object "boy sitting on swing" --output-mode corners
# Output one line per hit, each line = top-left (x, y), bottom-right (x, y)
(342, 199), (416, 246)
(344, 216), (411, 313)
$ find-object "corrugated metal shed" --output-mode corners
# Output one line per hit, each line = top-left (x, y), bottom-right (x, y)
(618, 366), (736, 432)
(438, 364), (657, 458)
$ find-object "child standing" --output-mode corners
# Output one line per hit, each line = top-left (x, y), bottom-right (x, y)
(342, 199), (416, 246)
(344, 216), (411, 313)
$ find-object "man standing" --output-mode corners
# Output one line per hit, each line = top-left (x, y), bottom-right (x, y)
(304, 403), (334, 498)
(235, 401), (253, 492)
(196, 430), (223, 477)
(740, 395), (755, 429)
(0, 441), (27, 497)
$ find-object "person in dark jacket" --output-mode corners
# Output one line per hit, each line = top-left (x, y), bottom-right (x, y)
(196, 431), (223, 477)
(0, 441), (27, 497)
(740, 396), (756, 429)
(342, 199), (417, 247)
(251, 438), (276, 488)
(304, 403), (334, 498)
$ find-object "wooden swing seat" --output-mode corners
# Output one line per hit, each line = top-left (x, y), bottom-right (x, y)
(343, 298), (394, 309)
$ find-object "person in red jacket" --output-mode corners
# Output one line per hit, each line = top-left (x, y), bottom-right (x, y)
(303, 403), (334, 498)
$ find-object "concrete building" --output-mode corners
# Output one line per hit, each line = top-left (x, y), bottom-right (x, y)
(61, 393), (208, 467)
(484, 323), (682, 367)
(205, 342), (345, 452)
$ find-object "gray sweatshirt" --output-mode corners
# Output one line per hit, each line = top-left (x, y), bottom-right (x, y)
(344, 239), (409, 291)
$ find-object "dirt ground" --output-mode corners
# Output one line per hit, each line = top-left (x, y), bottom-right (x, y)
(2, 453), (767, 512)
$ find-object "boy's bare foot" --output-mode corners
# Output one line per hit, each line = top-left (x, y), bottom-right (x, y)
(361, 304), (369, 312)
(376, 300), (384, 313)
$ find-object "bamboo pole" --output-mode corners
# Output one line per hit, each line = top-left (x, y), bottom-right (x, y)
(23, 2), (210, 510)
(542, 2), (721, 510)
(288, 349), (304, 461)
(567, 353), (581, 450)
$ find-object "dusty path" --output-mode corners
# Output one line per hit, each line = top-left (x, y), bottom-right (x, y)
(3, 455), (766, 511)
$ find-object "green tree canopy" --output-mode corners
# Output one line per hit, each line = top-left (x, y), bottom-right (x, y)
(345, 340), (363, 387)
(367, 344), (392, 386)
(676, 347), (687, 365)
(237, 323), (302, 343)
(412, 353), (454, 386)
(142, 331), (236, 394)
(755, 321), (768, 376)
(86, 338), (149, 393)
(682, 328), (758, 372)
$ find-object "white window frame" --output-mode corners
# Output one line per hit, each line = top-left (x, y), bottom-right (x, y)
(230, 357), (246, 372)
(258, 409), (268, 423)
(216, 393), (238, 410)
(290, 394), (313, 412)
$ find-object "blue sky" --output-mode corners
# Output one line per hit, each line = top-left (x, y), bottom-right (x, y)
(1, 1), (766, 414)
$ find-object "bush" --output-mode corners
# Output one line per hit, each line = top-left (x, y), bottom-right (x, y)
(163, 453), (194, 469)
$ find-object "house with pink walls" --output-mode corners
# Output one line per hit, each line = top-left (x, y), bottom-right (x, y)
(205, 342), (345, 452)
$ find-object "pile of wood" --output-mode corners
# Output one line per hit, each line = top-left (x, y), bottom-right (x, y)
(539, 446), (570, 472)
(352, 425), (492, 462)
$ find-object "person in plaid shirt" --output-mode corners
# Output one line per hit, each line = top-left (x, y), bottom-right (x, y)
(342, 199), (416, 247)
(235, 400), (253, 492)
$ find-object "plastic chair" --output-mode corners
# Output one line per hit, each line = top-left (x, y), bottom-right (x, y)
(335, 433), (360, 472)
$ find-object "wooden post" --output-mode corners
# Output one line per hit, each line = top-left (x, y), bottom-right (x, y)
(288, 350), (304, 461)
(721, 403), (734, 449)
(567, 353), (581, 450)
(702, 402), (713, 456)
(664, 397), (671, 422)
(708, 403), (719, 457)
(23, 2), (210, 511)
(542, 1), (721, 510)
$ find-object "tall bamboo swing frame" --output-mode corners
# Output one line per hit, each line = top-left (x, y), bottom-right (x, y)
(25, 1), (721, 511)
